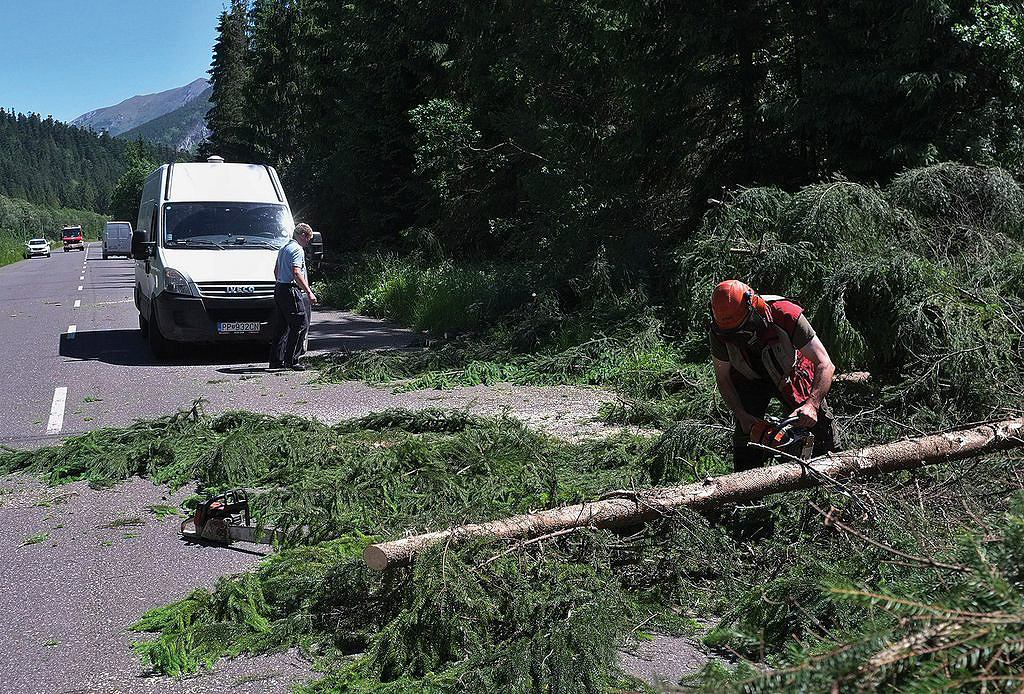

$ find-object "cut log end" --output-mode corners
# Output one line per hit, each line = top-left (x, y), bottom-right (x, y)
(362, 545), (392, 572)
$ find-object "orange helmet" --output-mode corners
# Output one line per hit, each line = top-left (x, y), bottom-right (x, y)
(711, 280), (765, 330)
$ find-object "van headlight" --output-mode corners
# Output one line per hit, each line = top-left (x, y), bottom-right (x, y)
(163, 267), (197, 296)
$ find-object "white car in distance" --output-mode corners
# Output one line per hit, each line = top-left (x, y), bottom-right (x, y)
(24, 238), (51, 258)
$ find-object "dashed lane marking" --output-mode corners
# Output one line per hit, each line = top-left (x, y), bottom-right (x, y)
(74, 299), (81, 308)
(78, 285), (83, 291)
(67, 325), (76, 339)
(46, 387), (67, 435)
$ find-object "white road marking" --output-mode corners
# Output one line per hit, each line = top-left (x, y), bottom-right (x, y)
(79, 276), (84, 280)
(46, 387), (68, 434)
(67, 325), (77, 339)
(74, 299), (81, 308)
(78, 285), (83, 291)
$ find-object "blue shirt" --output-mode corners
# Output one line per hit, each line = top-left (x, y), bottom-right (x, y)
(275, 239), (306, 284)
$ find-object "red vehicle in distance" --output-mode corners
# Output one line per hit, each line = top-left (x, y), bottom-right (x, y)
(62, 225), (85, 252)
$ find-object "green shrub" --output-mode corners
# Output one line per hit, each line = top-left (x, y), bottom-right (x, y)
(312, 252), (414, 310)
(316, 254), (536, 336)
(0, 237), (23, 267)
(675, 165), (1024, 417)
(888, 162), (1024, 238)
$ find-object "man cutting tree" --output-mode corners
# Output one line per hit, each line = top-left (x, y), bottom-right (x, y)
(709, 280), (841, 471)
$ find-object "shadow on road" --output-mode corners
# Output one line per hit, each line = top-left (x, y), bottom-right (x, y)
(306, 313), (419, 353)
(59, 330), (267, 367)
(58, 312), (419, 367)
(217, 366), (275, 375)
(179, 536), (272, 556)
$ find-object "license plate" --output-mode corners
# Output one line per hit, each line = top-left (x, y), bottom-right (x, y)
(217, 321), (261, 334)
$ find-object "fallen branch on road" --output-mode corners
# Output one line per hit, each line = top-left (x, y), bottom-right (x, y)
(363, 417), (1024, 571)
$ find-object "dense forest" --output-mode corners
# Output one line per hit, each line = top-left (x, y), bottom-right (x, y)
(0, 109), (176, 214)
(206, 0), (1024, 289)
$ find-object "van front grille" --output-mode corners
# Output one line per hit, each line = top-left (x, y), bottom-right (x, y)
(196, 281), (276, 299)
(206, 308), (275, 322)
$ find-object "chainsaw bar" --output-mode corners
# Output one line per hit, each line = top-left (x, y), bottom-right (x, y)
(180, 517), (278, 544)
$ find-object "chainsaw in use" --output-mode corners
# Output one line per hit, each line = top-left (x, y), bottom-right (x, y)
(180, 489), (277, 545)
(748, 415), (815, 459)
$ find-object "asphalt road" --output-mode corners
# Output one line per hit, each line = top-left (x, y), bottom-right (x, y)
(0, 243), (418, 449)
(0, 475), (312, 694)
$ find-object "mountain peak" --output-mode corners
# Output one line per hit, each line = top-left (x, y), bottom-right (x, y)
(72, 78), (211, 137)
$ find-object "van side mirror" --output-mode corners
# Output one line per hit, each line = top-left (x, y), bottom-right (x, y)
(132, 230), (155, 260)
(309, 231), (324, 262)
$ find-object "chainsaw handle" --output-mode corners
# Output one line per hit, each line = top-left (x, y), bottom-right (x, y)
(776, 415), (803, 431)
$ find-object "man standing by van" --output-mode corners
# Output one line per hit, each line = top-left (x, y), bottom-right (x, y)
(271, 223), (317, 370)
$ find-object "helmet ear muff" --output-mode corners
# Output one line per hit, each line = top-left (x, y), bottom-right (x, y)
(747, 290), (765, 314)
(747, 291), (771, 328)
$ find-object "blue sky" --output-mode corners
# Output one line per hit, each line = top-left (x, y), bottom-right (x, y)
(0, 1), (224, 123)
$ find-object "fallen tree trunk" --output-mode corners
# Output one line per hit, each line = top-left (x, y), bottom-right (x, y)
(363, 417), (1024, 571)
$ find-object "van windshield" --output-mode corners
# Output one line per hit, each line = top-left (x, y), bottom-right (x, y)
(162, 203), (291, 247)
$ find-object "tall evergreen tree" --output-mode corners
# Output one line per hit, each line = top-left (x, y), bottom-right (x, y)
(301, 0), (445, 245)
(204, 0), (253, 162)
(109, 140), (156, 223)
(246, 0), (311, 178)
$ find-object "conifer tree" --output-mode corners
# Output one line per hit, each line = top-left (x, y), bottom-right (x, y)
(205, 0), (253, 162)
(246, 0), (311, 177)
(109, 140), (156, 223)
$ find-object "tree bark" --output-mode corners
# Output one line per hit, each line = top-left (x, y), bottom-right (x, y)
(363, 418), (1024, 571)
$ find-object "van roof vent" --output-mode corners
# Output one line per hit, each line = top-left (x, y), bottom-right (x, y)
(207, 155), (225, 163)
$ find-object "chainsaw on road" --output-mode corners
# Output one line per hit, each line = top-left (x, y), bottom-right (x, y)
(180, 489), (277, 545)
(749, 415), (815, 459)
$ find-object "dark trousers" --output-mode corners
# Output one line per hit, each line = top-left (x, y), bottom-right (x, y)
(271, 284), (309, 365)
(731, 370), (841, 472)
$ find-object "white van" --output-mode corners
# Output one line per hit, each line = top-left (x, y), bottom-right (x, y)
(103, 221), (133, 259)
(132, 156), (293, 357)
